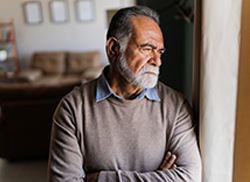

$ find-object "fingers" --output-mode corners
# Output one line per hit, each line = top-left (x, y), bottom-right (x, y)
(170, 164), (177, 170)
(160, 151), (171, 169)
(160, 151), (177, 170)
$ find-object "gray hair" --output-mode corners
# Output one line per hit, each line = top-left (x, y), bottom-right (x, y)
(107, 6), (160, 50)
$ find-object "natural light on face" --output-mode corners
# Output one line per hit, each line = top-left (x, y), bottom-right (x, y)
(116, 51), (160, 88)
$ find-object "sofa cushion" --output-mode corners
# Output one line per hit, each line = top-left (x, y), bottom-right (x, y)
(32, 75), (62, 85)
(16, 68), (43, 83)
(59, 75), (82, 84)
(66, 51), (101, 74)
(81, 66), (104, 81)
(32, 52), (66, 75)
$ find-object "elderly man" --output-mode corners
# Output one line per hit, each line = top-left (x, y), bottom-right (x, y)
(48, 6), (202, 182)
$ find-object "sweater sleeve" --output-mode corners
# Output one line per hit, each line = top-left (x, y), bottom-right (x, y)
(97, 99), (202, 182)
(48, 96), (85, 182)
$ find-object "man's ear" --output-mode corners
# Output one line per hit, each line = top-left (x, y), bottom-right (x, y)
(106, 37), (120, 62)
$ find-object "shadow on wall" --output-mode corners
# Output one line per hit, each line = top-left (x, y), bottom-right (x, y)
(137, 0), (194, 104)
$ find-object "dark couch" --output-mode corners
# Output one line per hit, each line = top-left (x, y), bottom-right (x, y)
(0, 83), (78, 159)
(0, 50), (105, 159)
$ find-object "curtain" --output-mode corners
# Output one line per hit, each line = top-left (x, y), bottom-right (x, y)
(192, 0), (242, 181)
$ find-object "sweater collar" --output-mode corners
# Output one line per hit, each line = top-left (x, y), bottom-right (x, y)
(96, 66), (161, 102)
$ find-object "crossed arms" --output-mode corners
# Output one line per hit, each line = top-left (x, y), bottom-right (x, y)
(86, 151), (177, 181)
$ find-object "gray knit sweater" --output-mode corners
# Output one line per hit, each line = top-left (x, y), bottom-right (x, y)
(48, 80), (202, 182)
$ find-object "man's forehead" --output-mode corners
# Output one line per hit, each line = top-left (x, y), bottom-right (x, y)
(130, 16), (162, 35)
(129, 16), (164, 47)
(130, 15), (158, 29)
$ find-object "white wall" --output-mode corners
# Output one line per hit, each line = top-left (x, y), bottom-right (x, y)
(0, 0), (135, 69)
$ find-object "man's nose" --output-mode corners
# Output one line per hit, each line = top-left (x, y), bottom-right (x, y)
(150, 51), (162, 67)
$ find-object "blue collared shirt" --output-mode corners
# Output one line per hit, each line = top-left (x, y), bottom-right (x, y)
(96, 66), (161, 102)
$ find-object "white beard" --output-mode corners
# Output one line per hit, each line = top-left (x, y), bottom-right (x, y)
(116, 53), (159, 88)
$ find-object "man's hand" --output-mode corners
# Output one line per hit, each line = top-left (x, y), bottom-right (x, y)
(85, 152), (176, 181)
(159, 151), (177, 170)
(86, 172), (99, 182)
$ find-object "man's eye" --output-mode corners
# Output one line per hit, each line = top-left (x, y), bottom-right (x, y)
(141, 47), (152, 53)
(158, 50), (165, 55)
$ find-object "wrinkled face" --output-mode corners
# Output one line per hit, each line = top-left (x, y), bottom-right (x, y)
(116, 16), (165, 88)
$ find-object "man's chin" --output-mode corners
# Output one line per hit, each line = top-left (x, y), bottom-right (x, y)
(133, 75), (158, 88)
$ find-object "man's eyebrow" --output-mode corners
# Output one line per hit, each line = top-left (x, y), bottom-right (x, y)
(140, 43), (166, 52)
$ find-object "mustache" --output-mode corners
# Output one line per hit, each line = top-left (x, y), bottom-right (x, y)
(139, 65), (159, 76)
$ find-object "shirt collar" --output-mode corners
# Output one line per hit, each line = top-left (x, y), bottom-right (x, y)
(96, 66), (161, 102)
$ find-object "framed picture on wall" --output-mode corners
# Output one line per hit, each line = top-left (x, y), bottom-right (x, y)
(50, 0), (69, 23)
(23, 1), (43, 24)
(75, 0), (95, 22)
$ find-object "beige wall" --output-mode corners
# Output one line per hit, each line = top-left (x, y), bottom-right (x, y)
(233, 0), (250, 181)
(0, 0), (135, 69)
